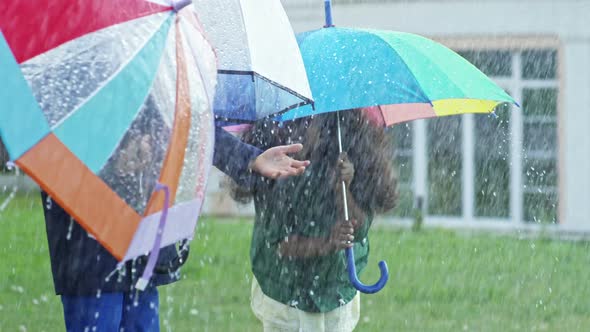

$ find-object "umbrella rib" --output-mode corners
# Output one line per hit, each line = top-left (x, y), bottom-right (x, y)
(252, 71), (314, 105)
(382, 32), (468, 101)
(217, 69), (314, 103)
(213, 69), (314, 124)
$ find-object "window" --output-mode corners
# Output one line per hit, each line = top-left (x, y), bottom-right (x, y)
(459, 50), (512, 77)
(391, 47), (559, 223)
(466, 48), (558, 223)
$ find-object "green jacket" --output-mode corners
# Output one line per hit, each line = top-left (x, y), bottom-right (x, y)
(250, 164), (372, 313)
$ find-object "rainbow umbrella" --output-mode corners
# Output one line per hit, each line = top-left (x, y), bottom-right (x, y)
(279, 8), (514, 122)
(277, 0), (516, 294)
(193, 0), (313, 123)
(0, 0), (217, 288)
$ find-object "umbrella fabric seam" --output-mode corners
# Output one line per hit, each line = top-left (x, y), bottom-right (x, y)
(143, 20), (191, 216)
(367, 30), (437, 105)
(53, 14), (174, 174)
(368, 30), (472, 101)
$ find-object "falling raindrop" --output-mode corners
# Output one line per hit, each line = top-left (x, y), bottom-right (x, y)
(10, 285), (24, 293)
(66, 217), (74, 240)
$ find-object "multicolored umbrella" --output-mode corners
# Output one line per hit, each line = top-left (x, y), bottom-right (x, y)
(0, 0), (217, 286)
(193, 0), (314, 123)
(277, 0), (516, 294)
(279, 30), (514, 122)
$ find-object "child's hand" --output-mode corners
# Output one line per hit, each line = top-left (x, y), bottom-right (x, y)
(328, 220), (355, 252)
(250, 143), (310, 179)
(336, 152), (354, 187)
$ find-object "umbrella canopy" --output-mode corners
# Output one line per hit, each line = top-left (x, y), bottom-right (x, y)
(0, 0), (217, 264)
(192, 0), (313, 123)
(278, 28), (515, 123)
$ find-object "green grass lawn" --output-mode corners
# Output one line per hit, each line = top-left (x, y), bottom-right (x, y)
(1, 193), (590, 331)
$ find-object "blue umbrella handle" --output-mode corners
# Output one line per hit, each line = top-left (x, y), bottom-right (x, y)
(336, 113), (389, 294)
(345, 247), (389, 294)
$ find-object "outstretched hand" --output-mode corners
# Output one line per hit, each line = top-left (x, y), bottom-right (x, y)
(250, 143), (310, 179)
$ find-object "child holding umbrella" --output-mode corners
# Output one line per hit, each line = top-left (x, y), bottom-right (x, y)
(230, 109), (398, 331)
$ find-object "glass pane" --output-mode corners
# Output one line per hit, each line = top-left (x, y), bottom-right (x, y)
(522, 88), (557, 117)
(524, 192), (558, 223)
(392, 123), (413, 150)
(391, 124), (413, 183)
(390, 185), (414, 218)
(522, 49), (557, 80)
(458, 50), (512, 77)
(477, 104), (512, 157)
(427, 117), (462, 216)
(524, 158), (558, 188)
(475, 159), (510, 218)
(389, 124), (413, 218)
(475, 105), (511, 217)
(396, 156), (413, 185)
(523, 123), (557, 152)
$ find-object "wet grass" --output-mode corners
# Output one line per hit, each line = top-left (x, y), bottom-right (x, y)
(1, 193), (590, 331)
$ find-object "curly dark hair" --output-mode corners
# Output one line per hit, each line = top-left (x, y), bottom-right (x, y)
(228, 109), (399, 214)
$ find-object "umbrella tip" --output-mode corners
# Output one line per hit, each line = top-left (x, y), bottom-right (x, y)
(324, 0), (335, 27)
(172, 0), (192, 12)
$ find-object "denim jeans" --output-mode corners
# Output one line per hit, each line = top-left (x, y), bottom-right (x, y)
(61, 288), (159, 332)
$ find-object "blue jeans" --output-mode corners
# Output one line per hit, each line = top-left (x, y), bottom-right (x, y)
(61, 289), (160, 332)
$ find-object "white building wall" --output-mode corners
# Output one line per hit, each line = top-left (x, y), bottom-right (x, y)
(562, 41), (590, 227)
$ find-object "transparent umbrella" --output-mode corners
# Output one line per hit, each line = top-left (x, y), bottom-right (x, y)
(0, 0), (218, 287)
(193, 0), (314, 123)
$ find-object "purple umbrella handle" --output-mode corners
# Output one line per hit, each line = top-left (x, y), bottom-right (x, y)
(136, 182), (170, 291)
(346, 247), (389, 294)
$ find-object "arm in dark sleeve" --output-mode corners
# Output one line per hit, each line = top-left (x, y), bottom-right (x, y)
(213, 126), (262, 188)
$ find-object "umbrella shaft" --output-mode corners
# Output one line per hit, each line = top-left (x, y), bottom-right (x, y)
(336, 113), (349, 221)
